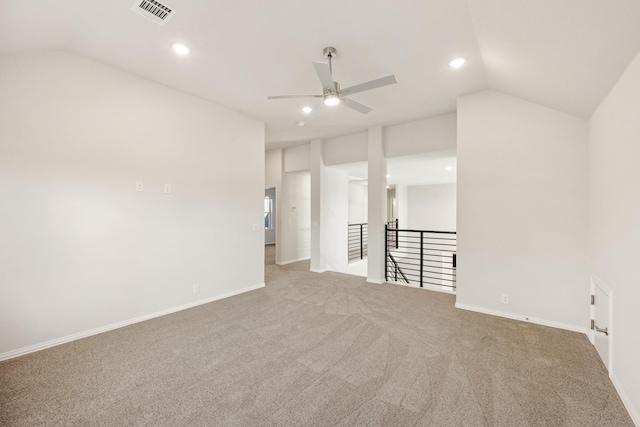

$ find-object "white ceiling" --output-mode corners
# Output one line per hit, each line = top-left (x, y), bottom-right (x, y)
(2, 0), (640, 148)
(332, 151), (457, 186)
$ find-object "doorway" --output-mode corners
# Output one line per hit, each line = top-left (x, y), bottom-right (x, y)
(265, 188), (276, 265)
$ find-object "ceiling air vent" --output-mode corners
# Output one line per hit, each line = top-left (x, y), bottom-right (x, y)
(131, 0), (177, 26)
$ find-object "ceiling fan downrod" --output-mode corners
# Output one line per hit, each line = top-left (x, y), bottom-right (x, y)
(323, 47), (337, 75)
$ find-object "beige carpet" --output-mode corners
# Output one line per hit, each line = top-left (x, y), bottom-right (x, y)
(0, 260), (633, 426)
(265, 244), (275, 266)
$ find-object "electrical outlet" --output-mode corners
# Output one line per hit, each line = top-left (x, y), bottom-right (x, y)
(193, 284), (200, 294)
(501, 293), (509, 304)
(252, 224), (259, 231)
(136, 181), (144, 192)
(164, 184), (171, 194)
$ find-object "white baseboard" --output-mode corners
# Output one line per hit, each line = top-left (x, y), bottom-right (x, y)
(367, 278), (385, 284)
(454, 302), (588, 335)
(0, 283), (265, 362)
(611, 371), (640, 426)
(276, 256), (310, 266)
(310, 268), (326, 273)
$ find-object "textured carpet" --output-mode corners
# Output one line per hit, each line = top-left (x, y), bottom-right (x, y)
(265, 244), (275, 266)
(0, 260), (633, 426)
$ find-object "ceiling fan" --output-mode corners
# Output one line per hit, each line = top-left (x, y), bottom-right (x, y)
(267, 47), (397, 119)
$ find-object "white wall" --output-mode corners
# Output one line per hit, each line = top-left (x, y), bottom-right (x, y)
(279, 172), (311, 264)
(321, 166), (350, 274)
(265, 149), (283, 259)
(284, 143), (310, 173)
(588, 51), (640, 424)
(348, 183), (368, 224)
(0, 51), (265, 357)
(456, 90), (589, 331)
(385, 113), (456, 158)
(265, 148), (283, 188)
(396, 184), (409, 229)
(407, 184), (456, 231)
(265, 146), (311, 265)
(323, 132), (367, 166)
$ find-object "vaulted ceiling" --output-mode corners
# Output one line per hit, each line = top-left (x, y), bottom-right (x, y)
(2, 0), (640, 148)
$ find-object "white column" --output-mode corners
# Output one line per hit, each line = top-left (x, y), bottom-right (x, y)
(396, 184), (408, 229)
(367, 126), (387, 283)
(309, 139), (324, 272)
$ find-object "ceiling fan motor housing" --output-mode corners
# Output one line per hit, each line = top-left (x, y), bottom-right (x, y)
(323, 47), (337, 59)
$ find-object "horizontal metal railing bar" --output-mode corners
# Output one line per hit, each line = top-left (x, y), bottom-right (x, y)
(386, 278), (455, 288)
(389, 237), (456, 242)
(386, 225), (456, 289)
(389, 248), (457, 254)
(389, 243), (457, 249)
(385, 271), (455, 284)
(387, 228), (456, 235)
(386, 268), (456, 280)
(389, 263), (456, 271)
(389, 237), (456, 243)
(391, 236), (456, 242)
(394, 254), (453, 264)
(390, 235), (456, 240)
(389, 246), (457, 253)
(389, 240), (456, 246)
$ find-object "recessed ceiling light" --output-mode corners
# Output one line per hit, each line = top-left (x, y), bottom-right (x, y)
(302, 107), (312, 114)
(172, 44), (190, 55)
(386, 175), (391, 178)
(297, 121), (305, 127)
(449, 58), (466, 68)
(324, 94), (340, 106)
(446, 167), (453, 171)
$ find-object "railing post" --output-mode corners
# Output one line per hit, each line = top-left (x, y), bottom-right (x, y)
(384, 224), (388, 282)
(419, 231), (424, 288)
(360, 224), (364, 260)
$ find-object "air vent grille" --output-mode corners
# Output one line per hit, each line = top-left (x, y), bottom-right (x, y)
(131, 0), (177, 26)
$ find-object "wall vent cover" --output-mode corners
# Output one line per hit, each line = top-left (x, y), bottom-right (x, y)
(131, 0), (177, 26)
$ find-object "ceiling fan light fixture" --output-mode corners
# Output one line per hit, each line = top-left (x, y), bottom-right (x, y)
(324, 94), (340, 106)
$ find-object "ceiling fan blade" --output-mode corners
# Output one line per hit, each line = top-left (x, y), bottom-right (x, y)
(339, 75), (397, 96)
(267, 95), (322, 100)
(341, 97), (373, 115)
(312, 61), (336, 92)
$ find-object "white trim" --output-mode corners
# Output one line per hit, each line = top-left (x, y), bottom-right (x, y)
(0, 283), (265, 362)
(590, 274), (614, 372)
(276, 256), (310, 266)
(454, 303), (588, 334)
(610, 371), (640, 426)
(367, 278), (385, 284)
(310, 268), (326, 273)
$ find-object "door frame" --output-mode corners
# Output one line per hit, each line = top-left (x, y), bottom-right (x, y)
(590, 274), (613, 373)
(264, 187), (277, 245)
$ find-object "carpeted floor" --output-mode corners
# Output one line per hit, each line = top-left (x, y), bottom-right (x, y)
(0, 260), (633, 426)
(265, 244), (275, 266)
